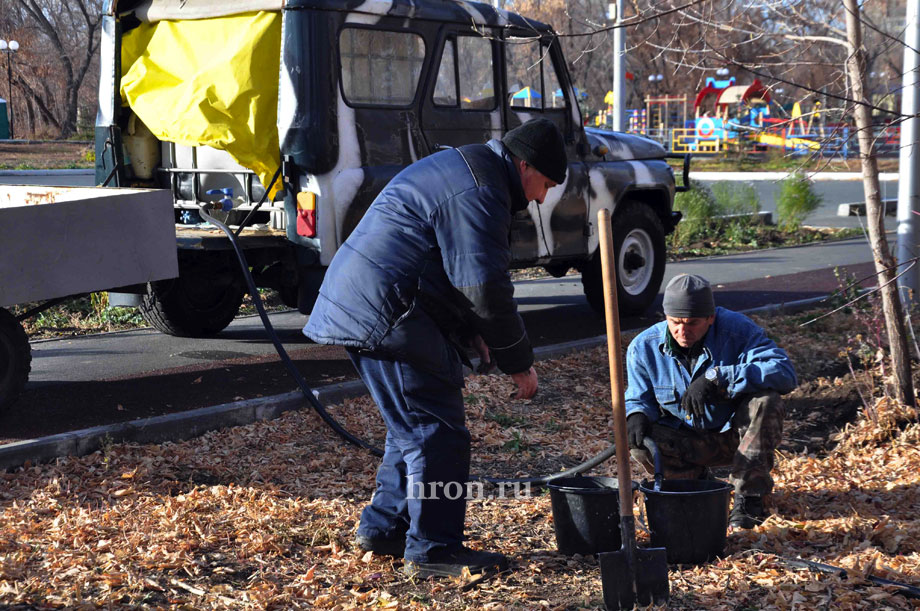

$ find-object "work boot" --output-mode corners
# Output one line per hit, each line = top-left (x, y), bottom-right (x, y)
(355, 534), (405, 558)
(729, 495), (766, 529)
(403, 546), (509, 578)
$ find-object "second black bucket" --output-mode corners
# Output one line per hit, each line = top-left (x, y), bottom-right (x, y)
(547, 476), (635, 556)
(640, 478), (733, 564)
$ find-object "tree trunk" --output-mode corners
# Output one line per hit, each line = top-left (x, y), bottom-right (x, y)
(16, 0), (101, 139)
(843, 0), (916, 407)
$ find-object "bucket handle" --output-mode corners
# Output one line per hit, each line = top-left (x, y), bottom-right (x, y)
(642, 437), (664, 492)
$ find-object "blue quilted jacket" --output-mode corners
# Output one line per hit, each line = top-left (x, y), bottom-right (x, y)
(303, 140), (533, 375)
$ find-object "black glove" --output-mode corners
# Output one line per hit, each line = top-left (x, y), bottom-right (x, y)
(681, 375), (718, 421)
(626, 412), (651, 450)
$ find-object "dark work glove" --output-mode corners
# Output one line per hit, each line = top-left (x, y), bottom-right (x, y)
(681, 375), (718, 422)
(626, 412), (651, 450)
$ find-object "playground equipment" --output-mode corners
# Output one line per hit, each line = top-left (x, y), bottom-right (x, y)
(686, 77), (826, 154)
(645, 94), (688, 146)
(618, 73), (889, 158)
(511, 86), (541, 108)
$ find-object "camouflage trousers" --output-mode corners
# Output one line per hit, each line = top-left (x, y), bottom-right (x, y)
(629, 391), (785, 496)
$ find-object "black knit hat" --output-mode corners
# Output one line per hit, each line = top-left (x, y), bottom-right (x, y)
(502, 118), (568, 184)
(663, 274), (715, 318)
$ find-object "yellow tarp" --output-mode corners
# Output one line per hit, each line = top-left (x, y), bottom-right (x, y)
(120, 11), (282, 199)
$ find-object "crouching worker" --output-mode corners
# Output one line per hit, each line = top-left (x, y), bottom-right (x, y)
(624, 274), (797, 528)
(303, 119), (567, 577)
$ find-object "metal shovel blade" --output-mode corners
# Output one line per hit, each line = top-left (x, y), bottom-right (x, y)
(599, 545), (670, 610)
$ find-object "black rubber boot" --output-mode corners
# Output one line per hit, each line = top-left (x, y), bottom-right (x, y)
(403, 546), (509, 578)
(355, 534), (406, 558)
(729, 495), (766, 529)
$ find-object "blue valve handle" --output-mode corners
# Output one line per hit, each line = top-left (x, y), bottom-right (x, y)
(205, 188), (234, 212)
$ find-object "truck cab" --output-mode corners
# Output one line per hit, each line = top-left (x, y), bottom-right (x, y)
(98, 0), (685, 337)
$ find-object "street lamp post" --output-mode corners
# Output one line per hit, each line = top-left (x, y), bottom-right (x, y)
(609, 0), (625, 131)
(0, 39), (19, 140)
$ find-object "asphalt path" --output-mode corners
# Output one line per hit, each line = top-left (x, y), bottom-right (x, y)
(693, 171), (899, 230)
(0, 169), (900, 444)
(0, 169), (901, 230)
(1, 235), (882, 444)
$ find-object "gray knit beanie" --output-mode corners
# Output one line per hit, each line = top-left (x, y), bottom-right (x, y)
(662, 274), (715, 318)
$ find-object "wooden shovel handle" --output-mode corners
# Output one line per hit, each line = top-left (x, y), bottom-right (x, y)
(597, 209), (634, 518)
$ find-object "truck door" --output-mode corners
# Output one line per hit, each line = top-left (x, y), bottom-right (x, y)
(419, 28), (502, 151)
(334, 22), (430, 240)
(503, 34), (589, 263)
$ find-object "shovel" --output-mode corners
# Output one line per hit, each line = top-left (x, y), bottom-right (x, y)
(596, 209), (670, 609)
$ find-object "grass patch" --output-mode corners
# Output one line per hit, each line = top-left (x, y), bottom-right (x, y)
(14, 289), (290, 340)
(668, 225), (862, 260)
(488, 411), (528, 428)
(667, 179), (855, 259)
(11, 293), (145, 338)
(671, 181), (765, 249)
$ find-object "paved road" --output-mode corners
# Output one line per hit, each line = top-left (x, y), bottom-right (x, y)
(2, 235), (881, 444)
(0, 169), (95, 186)
(0, 168), (901, 229)
(0, 169), (898, 444)
(694, 171), (899, 230)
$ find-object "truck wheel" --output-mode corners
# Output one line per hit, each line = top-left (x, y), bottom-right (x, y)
(0, 308), (31, 413)
(140, 254), (245, 337)
(583, 203), (666, 317)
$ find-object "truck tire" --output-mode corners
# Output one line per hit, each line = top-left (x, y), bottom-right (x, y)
(0, 308), (31, 413)
(583, 202), (666, 317)
(140, 253), (245, 337)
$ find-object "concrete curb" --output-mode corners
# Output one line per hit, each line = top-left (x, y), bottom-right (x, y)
(0, 294), (837, 471)
(837, 200), (897, 217)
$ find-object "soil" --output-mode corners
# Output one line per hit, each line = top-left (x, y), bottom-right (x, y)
(0, 140), (93, 170)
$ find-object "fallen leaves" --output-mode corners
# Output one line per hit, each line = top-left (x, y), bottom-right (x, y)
(0, 310), (918, 608)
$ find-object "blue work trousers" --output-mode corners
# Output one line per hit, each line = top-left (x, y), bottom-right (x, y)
(348, 347), (470, 563)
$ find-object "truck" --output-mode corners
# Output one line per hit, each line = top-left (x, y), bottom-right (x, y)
(96, 0), (687, 336)
(0, 186), (177, 411)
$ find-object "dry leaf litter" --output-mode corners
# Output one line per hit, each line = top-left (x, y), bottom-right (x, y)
(1, 310), (918, 609)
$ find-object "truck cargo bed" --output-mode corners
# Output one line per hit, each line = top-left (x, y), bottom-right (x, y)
(0, 186), (178, 307)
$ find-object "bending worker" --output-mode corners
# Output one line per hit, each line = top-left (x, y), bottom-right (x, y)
(303, 119), (567, 577)
(625, 274), (797, 528)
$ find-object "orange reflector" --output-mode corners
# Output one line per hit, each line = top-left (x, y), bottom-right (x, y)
(297, 192), (316, 210)
(296, 192), (316, 237)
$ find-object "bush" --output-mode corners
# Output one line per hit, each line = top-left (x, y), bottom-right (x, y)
(776, 173), (822, 231)
(710, 182), (760, 216)
(672, 183), (718, 245)
(671, 182), (761, 247)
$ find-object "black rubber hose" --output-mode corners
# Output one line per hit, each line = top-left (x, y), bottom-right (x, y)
(476, 444), (618, 487)
(198, 201), (617, 485)
(234, 165), (283, 238)
(197, 204), (383, 456)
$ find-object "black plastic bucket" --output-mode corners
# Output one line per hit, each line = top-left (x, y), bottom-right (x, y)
(547, 476), (636, 556)
(639, 478), (733, 564)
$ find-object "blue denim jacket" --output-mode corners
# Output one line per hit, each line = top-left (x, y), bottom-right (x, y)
(625, 307), (797, 432)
